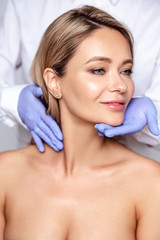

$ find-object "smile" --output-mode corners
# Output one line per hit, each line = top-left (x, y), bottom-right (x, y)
(100, 100), (125, 111)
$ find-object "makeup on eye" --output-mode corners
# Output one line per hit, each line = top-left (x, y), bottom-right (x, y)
(90, 68), (106, 75)
(121, 68), (133, 76)
(89, 67), (133, 76)
(85, 57), (133, 76)
(120, 60), (133, 76)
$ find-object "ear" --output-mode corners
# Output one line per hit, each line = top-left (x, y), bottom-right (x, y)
(43, 68), (62, 99)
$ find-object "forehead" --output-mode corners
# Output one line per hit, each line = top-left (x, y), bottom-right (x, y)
(72, 27), (132, 63)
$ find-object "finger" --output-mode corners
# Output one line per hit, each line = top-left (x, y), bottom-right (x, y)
(95, 123), (114, 133)
(32, 86), (43, 97)
(31, 131), (45, 152)
(104, 125), (136, 137)
(38, 119), (63, 150)
(98, 131), (104, 136)
(33, 126), (61, 152)
(147, 111), (160, 136)
(41, 114), (63, 141)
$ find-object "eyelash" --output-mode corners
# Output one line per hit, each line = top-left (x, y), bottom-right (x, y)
(121, 69), (133, 75)
(90, 68), (133, 76)
(90, 68), (105, 75)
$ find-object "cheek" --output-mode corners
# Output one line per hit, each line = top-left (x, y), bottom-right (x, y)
(129, 80), (135, 98)
(68, 77), (102, 102)
(60, 78), (100, 109)
(126, 80), (135, 105)
(84, 81), (102, 99)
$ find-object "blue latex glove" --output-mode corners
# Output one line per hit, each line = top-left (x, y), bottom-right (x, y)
(18, 85), (63, 152)
(95, 97), (160, 137)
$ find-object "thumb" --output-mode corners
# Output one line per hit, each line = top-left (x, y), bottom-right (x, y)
(147, 111), (160, 136)
(32, 85), (43, 98)
(104, 124), (134, 137)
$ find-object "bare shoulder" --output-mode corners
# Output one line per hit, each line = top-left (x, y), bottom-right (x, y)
(122, 147), (160, 212)
(0, 145), (39, 182)
(0, 145), (37, 166)
(126, 153), (160, 238)
(114, 141), (160, 177)
(0, 149), (22, 174)
(0, 144), (60, 181)
(128, 150), (160, 182)
(115, 141), (160, 192)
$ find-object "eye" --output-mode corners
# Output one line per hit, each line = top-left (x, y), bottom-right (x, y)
(91, 68), (105, 75)
(122, 69), (133, 75)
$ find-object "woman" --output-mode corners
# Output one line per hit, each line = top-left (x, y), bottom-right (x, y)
(0, 5), (160, 239)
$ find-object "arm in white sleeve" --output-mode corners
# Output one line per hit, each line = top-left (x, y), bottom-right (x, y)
(0, 84), (28, 127)
(133, 52), (160, 148)
(0, 0), (26, 127)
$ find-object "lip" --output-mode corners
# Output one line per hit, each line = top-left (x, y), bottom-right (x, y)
(100, 99), (126, 111)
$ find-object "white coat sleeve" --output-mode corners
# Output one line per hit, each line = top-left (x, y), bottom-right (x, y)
(0, 0), (26, 127)
(133, 51), (160, 148)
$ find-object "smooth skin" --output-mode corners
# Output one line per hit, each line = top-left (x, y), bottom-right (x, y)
(1, 27), (160, 239)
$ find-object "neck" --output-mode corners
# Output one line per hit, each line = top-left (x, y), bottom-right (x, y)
(60, 108), (106, 176)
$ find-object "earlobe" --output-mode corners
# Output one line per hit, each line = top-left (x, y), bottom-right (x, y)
(43, 68), (62, 99)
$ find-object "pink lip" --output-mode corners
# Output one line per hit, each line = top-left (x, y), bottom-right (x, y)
(100, 100), (126, 111)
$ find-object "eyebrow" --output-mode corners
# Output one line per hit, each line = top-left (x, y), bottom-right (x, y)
(85, 56), (111, 64)
(122, 59), (133, 65)
(85, 56), (133, 65)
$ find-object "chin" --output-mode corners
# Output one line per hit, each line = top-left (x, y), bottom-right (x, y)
(101, 115), (124, 126)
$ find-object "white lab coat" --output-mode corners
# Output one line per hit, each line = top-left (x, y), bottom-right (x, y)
(0, 0), (160, 149)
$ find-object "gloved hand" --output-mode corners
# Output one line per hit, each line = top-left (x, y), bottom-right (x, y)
(18, 85), (63, 152)
(95, 97), (160, 137)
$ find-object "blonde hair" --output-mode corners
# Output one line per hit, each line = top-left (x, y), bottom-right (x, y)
(30, 5), (133, 125)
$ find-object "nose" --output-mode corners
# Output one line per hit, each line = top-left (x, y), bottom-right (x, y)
(107, 71), (128, 93)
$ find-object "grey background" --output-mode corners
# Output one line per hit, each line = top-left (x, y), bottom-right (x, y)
(0, 0), (159, 161)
